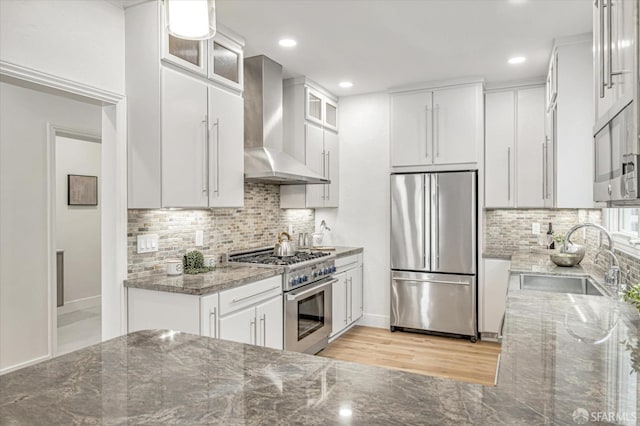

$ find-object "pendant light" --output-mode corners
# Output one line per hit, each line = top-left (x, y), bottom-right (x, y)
(165, 0), (216, 40)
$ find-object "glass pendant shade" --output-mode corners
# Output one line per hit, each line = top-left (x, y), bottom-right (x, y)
(166, 0), (216, 40)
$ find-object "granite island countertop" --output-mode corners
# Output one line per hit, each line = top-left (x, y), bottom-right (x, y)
(2, 288), (639, 424)
(124, 264), (284, 295)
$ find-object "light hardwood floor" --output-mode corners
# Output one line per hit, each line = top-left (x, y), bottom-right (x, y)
(318, 326), (501, 386)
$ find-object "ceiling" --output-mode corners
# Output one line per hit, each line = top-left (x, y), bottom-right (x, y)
(215, 0), (593, 96)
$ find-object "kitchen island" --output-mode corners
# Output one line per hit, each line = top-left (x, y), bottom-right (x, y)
(2, 286), (638, 425)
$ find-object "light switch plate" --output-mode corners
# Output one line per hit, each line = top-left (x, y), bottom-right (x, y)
(195, 230), (204, 247)
(137, 234), (159, 254)
(531, 223), (540, 235)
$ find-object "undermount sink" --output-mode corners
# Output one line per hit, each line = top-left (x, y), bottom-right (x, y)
(520, 274), (604, 296)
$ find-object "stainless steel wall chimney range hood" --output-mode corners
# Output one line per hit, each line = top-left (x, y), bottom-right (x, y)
(243, 55), (329, 185)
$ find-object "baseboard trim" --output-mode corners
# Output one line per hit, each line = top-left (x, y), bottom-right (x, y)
(357, 313), (389, 329)
(0, 354), (50, 375)
(57, 295), (101, 315)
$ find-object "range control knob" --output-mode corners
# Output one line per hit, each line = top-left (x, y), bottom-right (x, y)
(331, 266), (336, 273)
(297, 276), (304, 284)
(289, 277), (297, 286)
(312, 271), (318, 278)
(302, 275), (308, 282)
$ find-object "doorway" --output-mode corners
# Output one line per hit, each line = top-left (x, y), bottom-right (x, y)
(54, 133), (102, 355)
(0, 68), (127, 374)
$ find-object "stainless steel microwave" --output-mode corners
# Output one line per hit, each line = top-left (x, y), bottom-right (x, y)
(594, 102), (640, 205)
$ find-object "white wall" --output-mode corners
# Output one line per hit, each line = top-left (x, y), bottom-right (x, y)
(56, 136), (101, 306)
(0, 81), (102, 372)
(315, 93), (391, 327)
(0, 0), (125, 95)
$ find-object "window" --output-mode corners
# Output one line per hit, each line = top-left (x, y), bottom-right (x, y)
(606, 208), (640, 251)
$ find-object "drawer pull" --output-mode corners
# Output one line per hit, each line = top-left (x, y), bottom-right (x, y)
(231, 286), (280, 303)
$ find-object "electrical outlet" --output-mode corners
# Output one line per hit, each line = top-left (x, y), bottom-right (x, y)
(195, 230), (204, 247)
(532, 223), (540, 235)
(288, 224), (293, 234)
(137, 234), (159, 254)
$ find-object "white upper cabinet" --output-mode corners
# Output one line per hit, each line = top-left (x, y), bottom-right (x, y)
(323, 130), (340, 208)
(432, 85), (480, 165)
(485, 91), (515, 208)
(516, 88), (545, 208)
(125, 1), (245, 209)
(304, 123), (326, 208)
(390, 82), (482, 169)
(208, 34), (244, 92)
(161, 68), (209, 208)
(208, 84), (244, 208)
(281, 78), (340, 209)
(324, 98), (339, 132)
(593, 0), (636, 130)
(485, 86), (545, 209)
(390, 91), (432, 166)
(547, 38), (595, 208)
(305, 87), (324, 126)
(163, 33), (208, 77)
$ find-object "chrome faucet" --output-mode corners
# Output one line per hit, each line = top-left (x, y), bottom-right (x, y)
(563, 223), (623, 295)
(594, 249), (621, 292)
(319, 220), (331, 232)
(563, 223), (614, 252)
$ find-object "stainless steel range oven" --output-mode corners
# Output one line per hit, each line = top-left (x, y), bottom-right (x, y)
(284, 276), (334, 354)
(227, 247), (336, 354)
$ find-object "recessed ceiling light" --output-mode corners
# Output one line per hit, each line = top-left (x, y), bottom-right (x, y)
(339, 81), (353, 88)
(508, 56), (526, 65)
(278, 38), (297, 48)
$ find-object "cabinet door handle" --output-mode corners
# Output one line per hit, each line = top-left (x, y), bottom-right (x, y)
(424, 105), (430, 159)
(606, 0), (613, 89)
(260, 314), (266, 347)
(209, 307), (217, 338)
(213, 118), (220, 195)
(250, 318), (256, 345)
(326, 151), (331, 202)
(231, 286), (280, 303)
(202, 116), (209, 193)
(599, 0), (606, 97)
(344, 280), (348, 324)
(507, 147), (511, 201)
(541, 142), (546, 200)
(434, 104), (440, 158)
(348, 277), (353, 322)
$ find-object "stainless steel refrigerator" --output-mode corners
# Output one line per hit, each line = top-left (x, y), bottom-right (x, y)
(390, 171), (477, 341)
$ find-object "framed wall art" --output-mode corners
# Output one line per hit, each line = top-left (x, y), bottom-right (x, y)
(67, 174), (98, 206)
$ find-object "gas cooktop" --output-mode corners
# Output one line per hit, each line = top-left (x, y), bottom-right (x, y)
(228, 249), (331, 266)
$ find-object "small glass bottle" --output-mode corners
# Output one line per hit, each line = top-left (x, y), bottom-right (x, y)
(546, 222), (555, 249)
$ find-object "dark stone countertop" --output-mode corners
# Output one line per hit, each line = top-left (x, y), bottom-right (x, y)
(2, 288), (639, 424)
(123, 265), (284, 296)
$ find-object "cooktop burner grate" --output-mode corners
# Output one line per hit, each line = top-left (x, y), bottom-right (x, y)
(229, 250), (331, 266)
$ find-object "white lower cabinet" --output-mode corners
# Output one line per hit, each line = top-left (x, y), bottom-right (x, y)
(481, 259), (510, 338)
(128, 275), (283, 350)
(219, 305), (257, 345)
(330, 254), (364, 339)
(200, 293), (219, 338)
(219, 295), (283, 350)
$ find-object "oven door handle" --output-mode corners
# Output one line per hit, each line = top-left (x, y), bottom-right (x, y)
(287, 278), (337, 301)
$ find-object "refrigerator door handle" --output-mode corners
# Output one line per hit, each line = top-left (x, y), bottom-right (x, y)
(393, 277), (470, 286)
(433, 175), (440, 270)
(423, 174), (429, 269)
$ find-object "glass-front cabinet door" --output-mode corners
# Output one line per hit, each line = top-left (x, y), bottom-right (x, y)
(305, 87), (324, 126)
(324, 97), (338, 132)
(208, 33), (243, 91)
(162, 33), (208, 76)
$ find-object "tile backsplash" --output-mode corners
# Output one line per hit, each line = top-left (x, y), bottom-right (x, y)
(484, 208), (640, 290)
(127, 183), (315, 278)
(484, 208), (603, 255)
